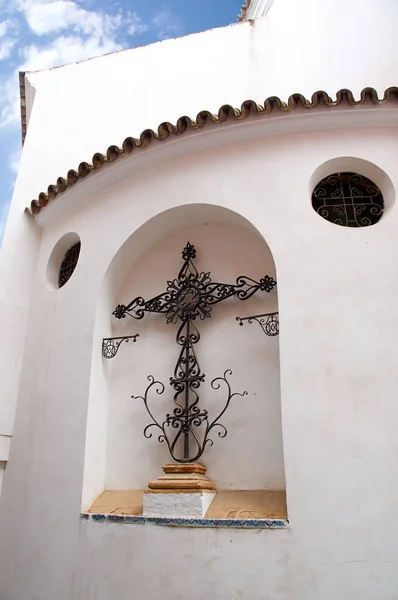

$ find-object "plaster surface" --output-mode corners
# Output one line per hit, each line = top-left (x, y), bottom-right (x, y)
(1, 127), (398, 599)
(1, 1), (398, 597)
(1, 0), (398, 448)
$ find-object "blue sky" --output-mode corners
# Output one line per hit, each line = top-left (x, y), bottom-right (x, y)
(0, 0), (241, 243)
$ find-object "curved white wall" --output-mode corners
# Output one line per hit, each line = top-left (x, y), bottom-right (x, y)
(0, 0), (397, 594)
(1, 0), (397, 460)
(2, 123), (398, 598)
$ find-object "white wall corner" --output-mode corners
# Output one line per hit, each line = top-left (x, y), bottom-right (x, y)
(245, 0), (275, 20)
(24, 75), (37, 131)
(0, 435), (11, 462)
(0, 461), (6, 496)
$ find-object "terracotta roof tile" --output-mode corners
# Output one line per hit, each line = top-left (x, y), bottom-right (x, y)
(25, 87), (398, 216)
(238, 1), (252, 21)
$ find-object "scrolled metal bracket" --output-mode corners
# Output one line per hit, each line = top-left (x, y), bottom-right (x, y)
(102, 335), (139, 359)
(236, 312), (279, 337)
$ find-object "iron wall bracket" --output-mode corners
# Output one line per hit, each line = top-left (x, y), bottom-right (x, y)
(102, 335), (140, 359)
(236, 312), (279, 336)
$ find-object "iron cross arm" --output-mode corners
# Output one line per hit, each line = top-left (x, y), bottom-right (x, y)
(112, 266), (276, 325)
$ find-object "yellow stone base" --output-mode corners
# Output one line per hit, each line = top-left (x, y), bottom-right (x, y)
(88, 489), (288, 519)
(146, 463), (216, 492)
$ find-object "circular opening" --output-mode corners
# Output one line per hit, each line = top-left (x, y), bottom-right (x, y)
(46, 232), (81, 291)
(58, 242), (81, 288)
(310, 157), (395, 228)
(312, 172), (384, 228)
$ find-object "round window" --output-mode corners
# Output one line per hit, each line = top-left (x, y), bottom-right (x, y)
(311, 172), (384, 227)
(46, 233), (81, 291)
(58, 242), (81, 288)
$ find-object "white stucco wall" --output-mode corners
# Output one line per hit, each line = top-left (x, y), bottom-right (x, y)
(1, 0), (398, 597)
(1, 0), (398, 450)
(1, 121), (398, 598)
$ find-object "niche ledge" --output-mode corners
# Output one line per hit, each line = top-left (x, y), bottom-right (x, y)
(81, 489), (288, 529)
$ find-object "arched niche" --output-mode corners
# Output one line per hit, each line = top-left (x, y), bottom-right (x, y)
(82, 204), (285, 510)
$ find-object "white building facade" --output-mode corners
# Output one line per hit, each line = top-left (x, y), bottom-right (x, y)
(1, 0), (398, 598)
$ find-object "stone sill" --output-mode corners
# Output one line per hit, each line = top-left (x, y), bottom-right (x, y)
(81, 513), (288, 529)
(87, 489), (287, 520)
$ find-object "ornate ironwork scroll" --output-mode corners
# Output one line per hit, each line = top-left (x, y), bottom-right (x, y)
(113, 242), (277, 463)
(102, 335), (139, 359)
(311, 172), (384, 228)
(236, 312), (279, 336)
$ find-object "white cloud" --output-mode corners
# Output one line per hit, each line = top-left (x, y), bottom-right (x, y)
(16, 0), (122, 37)
(0, 38), (15, 59)
(0, 19), (20, 57)
(9, 147), (22, 174)
(0, 76), (21, 127)
(126, 11), (148, 36)
(0, 21), (8, 37)
(21, 33), (122, 71)
(152, 9), (183, 41)
(13, 0), (147, 40)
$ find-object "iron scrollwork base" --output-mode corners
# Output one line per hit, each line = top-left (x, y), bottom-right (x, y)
(133, 370), (247, 463)
(236, 312), (279, 336)
(102, 335), (139, 359)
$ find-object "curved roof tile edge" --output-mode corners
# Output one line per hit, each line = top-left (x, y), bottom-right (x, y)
(238, 1), (252, 21)
(26, 87), (398, 216)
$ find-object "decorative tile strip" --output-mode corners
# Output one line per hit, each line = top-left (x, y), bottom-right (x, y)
(81, 513), (288, 529)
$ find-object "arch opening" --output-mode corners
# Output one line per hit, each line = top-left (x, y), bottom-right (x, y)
(82, 204), (286, 514)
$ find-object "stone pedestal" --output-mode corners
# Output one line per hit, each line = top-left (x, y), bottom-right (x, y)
(143, 463), (216, 518)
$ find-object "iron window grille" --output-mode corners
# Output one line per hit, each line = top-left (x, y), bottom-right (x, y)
(58, 242), (81, 288)
(311, 172), (384, 228)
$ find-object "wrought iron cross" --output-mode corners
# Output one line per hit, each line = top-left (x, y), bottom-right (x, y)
(113, 242), (277, 463)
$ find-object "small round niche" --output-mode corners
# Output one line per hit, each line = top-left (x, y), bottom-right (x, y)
(311, 172), (384, 228)
(46, 232), (81, 291)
